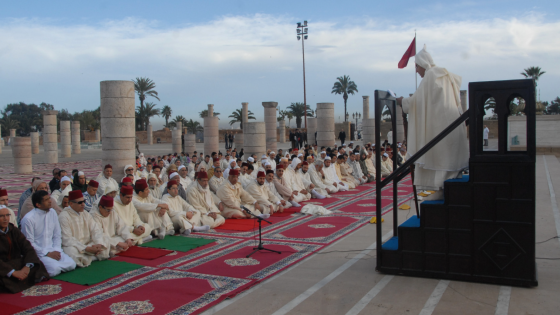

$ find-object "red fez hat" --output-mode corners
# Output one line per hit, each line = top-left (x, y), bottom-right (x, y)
(0, 189), (7, 197)
(99, 195), (113, 208)
(229, 169), (239, 176)
(276, 165), (284, 170)
(266, 170), (274, 175)
(135, 179), (148, 191)
(213, 158), (220, 162)
(197, 171), (208, 179)
(302, 161), (309, 166)
(69, 190), (83, 201)
(257, 171), (266, 178)
(167, 180), (178, 189)
(88, 180), (99, 188)
(194, 171), (199, 178)
(121, 186), (133, 195)
(122, 177), (133, 184)
(153, 165), (161, 170)
(104, 164), (112, 169)
(242, 162), (248, 167)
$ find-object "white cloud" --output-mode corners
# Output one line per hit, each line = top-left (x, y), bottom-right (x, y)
(0, 14), (558, 129)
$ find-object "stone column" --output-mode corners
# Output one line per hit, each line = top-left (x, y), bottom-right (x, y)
(71, 121), (81, 154)
(172, 122), (182, 153)
(147, 125), (153, 145)
(95, 129), (101, 142)
(42, 110), (58, 163)
(9, 129), (16, 145)
(237, 102), (249, 149)
(204, 104), (219, 155)
(242, 102), (249, 129)
(278, 120), (286, 143)
(30, 132), (40, 154)
(0, 125), (2, 149)
(244, 122), (266, 159)
(306, 118), (317, 145)
(316, 103), (335, 147)
(460, 90), (468, 113)
(12, 137), (32, 174)
(262, 102), (278, 152)
(362, 119), (375, 144)
(60, 121), (71, 158)
(101, 80), (136, 181)
(184, 133), (196, 154)
(362, 96), (370, 119)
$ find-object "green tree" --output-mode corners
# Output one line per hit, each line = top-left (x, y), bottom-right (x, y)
(199, 109), (221, 118)
(2, 102), (43, 135)
(161, 105), (173, 127)
(0, 115), (20, 136)
(169, 115), (188, 128)
(184, 119), (204, 134)
(286, 112), (294, 127)
(546, 97), (560, 115)
(228, 108), (255, 129)
(132, 77), (160, 128)
(136, 102), (160, 131)
(521, 66), (545, 86)
(287, 102), (313, 128)
(331, 75), (358, 122)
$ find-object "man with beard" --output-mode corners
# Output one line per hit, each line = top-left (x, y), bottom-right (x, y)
(298, 161), (329, 198)
(186, 171), (226, 228)
(245, 171), (284, 214)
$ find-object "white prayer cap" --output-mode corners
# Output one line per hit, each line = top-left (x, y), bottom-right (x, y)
(261, 154), (267, 159)
(170, 172), (179, 179)
(350, 141), (354, 144)
(398, 144), (402, 148)
(124, 165), (134, 172)
(61, 176), (72, 183)
(247, 157), (254, 162)
(290, 158), (302, 169)
(148, 173), (158, 180)
(383, 153), (389, 157)
(178, 165), (186, 170)
(320, 151), (326, 155)
(77, 171), (84, 176)
(297, 154), (303, 157)
(270, 151), (276, 155)
(265, 162), (271, 167)
(324, 156), (331, 160)
(354, 152), (360, 155)
(415, 44), (436, 70)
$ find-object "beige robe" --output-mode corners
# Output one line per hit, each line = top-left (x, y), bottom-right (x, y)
(216, 180), (260, 218)
(149, 186), (163, 200)
(381, 159), (393, 177)
(335, 163), (356, 189)
(186, 182), (226, 228)
(161, 193), (199, 233)
(299, 168), (329, 197)
(324, 164), (349, 191)
(290, 168), (311, 200)
(95, 175), (119, 196)
(59, 207), (110, 267)
(209, 176), (225, 194)
(309, 165), (338, 194)
(264, 180), (291, 209)
(342, 162), (360, 186)
(132, 193), (174, 233)
(112, 196), (152, 244)
(365, 158), (377, 177)
(90, 206), (132, 255)
(245, 180), (281, 213)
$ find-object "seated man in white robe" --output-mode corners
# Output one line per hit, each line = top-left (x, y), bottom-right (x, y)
(58, 190), (111, 267)
(283, 158), (312, 202)
(152, 165), (165, 186)
(162, 180), (210, 235)
(380, 153), (393, 178)
(186, 171), (226, 228)
(161, 172), (188, 201)
(335, 155), (357, 189)
(148, 173), (164, 200)
(209, 167), (225, 194)
(288, 159), (314, 200)
(207, 158), (220, 178)
(20, 190), (76, 276)
(298, 161), (329, 198)
(365, 150), (377, 178)
(96, 164), (119, 195)
(90, 196), (135, 256)
(83, 180), (102, 212)
(113, 186), (153, 244)
(217, 169), (264, 219)
(133, 179), (174, 239)
(0, 189), (18, 227)
(341, 155), (361, 187)
(51, 176), (72, 202)
(178, 165), (192, 188)
(323, 157), (349, 191)
(124, 164), (141, 183)
(267, 152), (277, 170)
(396, 45), (468, 199)
(309, 160), (338, 194)
(264, 170), (291, 209)
(246, 171), (284, 214)
(349, 153), (367, 184)
(274, 165), (302, 207)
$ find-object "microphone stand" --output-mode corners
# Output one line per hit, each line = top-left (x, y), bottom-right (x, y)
(242, 206), (281, 258)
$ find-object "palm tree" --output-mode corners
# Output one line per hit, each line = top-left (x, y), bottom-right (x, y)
(137, 102), (160, 130)
(331, 75), (358, 121)
(286, 112), (294, 127)
(1, 115), (20, 133)
(228, 108), (255, 129)
(287, 102), (313, 128)
(199, 109), (221, 118)
(132, 77), (160, 112)
(521, 66), (545, 86)
(184, 119), (204, 134)
(161, 105), (172, 127)
(169, 115), (188, 128)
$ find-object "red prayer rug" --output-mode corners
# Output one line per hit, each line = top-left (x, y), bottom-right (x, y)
(214, 218), (270, 231)
(116, 246), (173, 260)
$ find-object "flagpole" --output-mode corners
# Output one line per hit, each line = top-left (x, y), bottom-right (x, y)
(415, 30), (417, 91)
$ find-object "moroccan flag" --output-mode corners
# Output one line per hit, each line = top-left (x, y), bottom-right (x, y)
(398, 37), (416, 69)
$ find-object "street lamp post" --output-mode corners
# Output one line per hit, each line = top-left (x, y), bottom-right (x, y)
(296, 21), (309, 128)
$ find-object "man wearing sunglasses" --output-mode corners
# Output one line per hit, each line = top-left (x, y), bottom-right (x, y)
(58, 190), (110, 267)
(209, 167), (225, 194)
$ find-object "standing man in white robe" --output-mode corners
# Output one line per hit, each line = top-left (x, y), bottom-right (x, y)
(96, 164), (119, 196)
(20, 190), (76, 276)
(396, 45), (468, 199)
(58, 190), (111, 267)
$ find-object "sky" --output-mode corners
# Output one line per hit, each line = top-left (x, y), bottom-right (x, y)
(1, 0), (559, 129)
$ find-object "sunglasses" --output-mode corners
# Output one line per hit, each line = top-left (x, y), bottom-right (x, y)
(216, 170), (222, 172)
(126, 169), (134, 171)
(71, 200), (85, 205)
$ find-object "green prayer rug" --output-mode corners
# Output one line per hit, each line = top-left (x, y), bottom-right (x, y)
(53, 260), (143, 285)
(140, 235), (216, 252)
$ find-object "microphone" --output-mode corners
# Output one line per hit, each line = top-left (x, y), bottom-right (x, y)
(241, 205), (253, 215)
